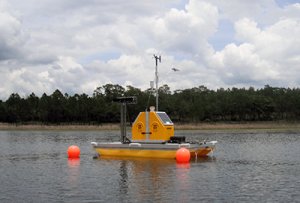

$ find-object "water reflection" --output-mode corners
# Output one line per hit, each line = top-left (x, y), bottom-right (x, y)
(96, 155), (217, 201)
(176, 163), (190, 202)
(176, 163), (190, 169)
(98, 157), (184, 201)
(193, 156), (217, 163)
(68, 158), (80, 168)
(118, 161), (129, 196)
(67, 158), (80, 186)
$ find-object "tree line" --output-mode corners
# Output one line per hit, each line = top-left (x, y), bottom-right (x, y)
(1, 84), (300, 124)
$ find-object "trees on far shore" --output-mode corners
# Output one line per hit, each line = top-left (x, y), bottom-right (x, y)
(1, 84), (300, 124)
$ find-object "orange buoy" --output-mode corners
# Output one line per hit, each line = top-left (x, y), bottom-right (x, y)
(176, 147), (190, 163)
(67, 145), (80, 158)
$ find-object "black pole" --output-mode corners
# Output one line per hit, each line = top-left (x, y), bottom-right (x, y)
(120, 103), (127, 143)
(113, 96), (137, 144)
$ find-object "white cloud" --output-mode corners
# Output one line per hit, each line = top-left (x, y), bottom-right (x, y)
(144, 0), (218, 56)
(0, 7), (26, 60)
(235, 18), (261, 42)
(211, 0), (280, 25)
(211, 43), (280, 85)
(0, 0), (300, 100)
(211, 12), (300, 87)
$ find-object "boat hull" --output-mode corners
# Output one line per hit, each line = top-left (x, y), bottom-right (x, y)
(91, 141), (216, 159)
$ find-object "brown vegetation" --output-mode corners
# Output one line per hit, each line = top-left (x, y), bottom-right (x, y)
(1, 121), (300, 132)
(175, 121), (300, 132)
(0, 123), (119, 131)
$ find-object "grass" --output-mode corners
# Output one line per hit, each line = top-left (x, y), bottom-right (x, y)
(175, 121), (300, 133)
(0, 123), (120, 131)
(1, 121), (300, 132)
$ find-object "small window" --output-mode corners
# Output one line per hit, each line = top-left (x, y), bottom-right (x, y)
(157, 112), (173, 125)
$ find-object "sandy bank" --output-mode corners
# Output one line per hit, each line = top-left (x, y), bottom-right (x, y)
(1, 121), (300, 132)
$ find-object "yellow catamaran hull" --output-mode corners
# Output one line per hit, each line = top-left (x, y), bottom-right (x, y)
(91, 141), (217, 159)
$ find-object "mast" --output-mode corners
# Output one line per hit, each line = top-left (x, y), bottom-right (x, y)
(153, 54), (161, 111)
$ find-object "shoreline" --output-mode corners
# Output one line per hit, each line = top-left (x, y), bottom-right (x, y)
(0, 123), (120, 131)
(1, 121), (300, 132)
(174, 121), (300, 133)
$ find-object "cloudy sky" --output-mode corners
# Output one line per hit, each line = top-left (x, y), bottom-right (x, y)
(1, 0), (300, 99)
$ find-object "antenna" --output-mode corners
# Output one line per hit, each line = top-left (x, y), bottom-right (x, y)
(153, 54), (161, 111)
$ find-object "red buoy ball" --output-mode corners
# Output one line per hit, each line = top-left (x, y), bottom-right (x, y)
(176, 148), (190, 163)
(67, 145), (80, 158)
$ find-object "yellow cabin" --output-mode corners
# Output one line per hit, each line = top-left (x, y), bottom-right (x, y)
(131, 110), (174, 142)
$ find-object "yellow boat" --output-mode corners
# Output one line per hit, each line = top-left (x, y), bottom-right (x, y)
(91, 101), (217, 159)
(91, 55), (217, 159)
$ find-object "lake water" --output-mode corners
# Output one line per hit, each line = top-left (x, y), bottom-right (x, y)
(0, 130), (299, 202)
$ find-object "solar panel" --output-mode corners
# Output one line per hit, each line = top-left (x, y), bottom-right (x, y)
(157, 112), (173, 125)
